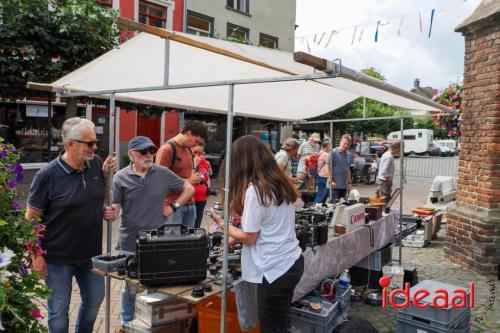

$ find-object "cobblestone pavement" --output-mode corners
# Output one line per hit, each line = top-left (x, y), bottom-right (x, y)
(348, 227), (500, 333)
(38, 178), (499, 332)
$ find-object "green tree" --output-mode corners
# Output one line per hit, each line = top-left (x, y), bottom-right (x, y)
(0, 0), (119, 99)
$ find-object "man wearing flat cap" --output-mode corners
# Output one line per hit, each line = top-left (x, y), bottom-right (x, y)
(296, 132), (321, 180)
(111, 136), (194, 326)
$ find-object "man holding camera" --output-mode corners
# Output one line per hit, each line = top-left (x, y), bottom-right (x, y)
(112, 136), (193, 327)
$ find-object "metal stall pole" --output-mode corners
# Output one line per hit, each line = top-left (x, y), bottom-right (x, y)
(105, 94), (116, 333)
(160, 38), (170, 145)
(47, 93), (52, 161)
(220, 84), (235, 333)
(115, 107), (120, 170)
(329, 121), (333, 202)
(399, 116), (404, 265)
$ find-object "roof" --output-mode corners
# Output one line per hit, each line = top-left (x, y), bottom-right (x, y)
(30, 23), (453, 122)
(456, 0), (500, 32)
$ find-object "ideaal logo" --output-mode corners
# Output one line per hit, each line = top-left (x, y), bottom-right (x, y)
(379, 276), (474, 309)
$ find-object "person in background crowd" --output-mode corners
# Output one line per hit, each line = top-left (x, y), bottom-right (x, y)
(353, 151), (366, 184)
(192, 143), (211, 229)
(275, 138), (300, 184)
(26, 117), (117, 333)
(156, 120), (208, 228)
(209, 136), (303, 333)
(296, 133), (321, 180)
(325, 134), (353, 201)
(112, 136), (193, 328)
(313, 140), (332, 203)
(377, 142), (401, 199)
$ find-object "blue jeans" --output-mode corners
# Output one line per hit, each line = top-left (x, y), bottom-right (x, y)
(121, 282), (148, 325)
(165, 203), (196, 228)
(314, 176), (328, 203)
(46, 261), (104, 333)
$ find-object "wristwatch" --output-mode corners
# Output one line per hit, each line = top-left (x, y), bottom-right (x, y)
(170, 202), (181, 212)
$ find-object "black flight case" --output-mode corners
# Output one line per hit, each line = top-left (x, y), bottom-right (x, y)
(136, 224), (209, 286)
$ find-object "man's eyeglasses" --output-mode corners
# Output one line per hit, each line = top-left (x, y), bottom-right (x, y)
(73, 139), (99, 148)
(136, 147), (157, 156)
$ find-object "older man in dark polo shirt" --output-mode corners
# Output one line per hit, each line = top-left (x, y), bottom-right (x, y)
(25, 117), (116, 333)
(112, 136), (194, 326)
(156, 120), (208, 228)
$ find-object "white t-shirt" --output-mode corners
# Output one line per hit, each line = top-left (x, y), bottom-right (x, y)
(377, 151), (395, 181)
(240, 185), (302, 284)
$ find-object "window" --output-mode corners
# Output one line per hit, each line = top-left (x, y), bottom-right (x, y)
(418, 132), (422, 138)
(392, 134), (398, 138)
(139, 1), (167, 28)
(227, 23), (249, 42)
(403, 135), (416, 140)
(187, 11), (214, 37)
(259, 33), (278, 49)
(96, 0), (112, 8)
(227, 0), (249, 14)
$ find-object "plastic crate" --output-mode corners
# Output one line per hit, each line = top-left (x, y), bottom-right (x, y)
(91, 251), (134, 273)
(354, 244), (392, 271)
(396, 309), (470, 332)
(396, 308), (470, 333)
(395, 280), (471, 326)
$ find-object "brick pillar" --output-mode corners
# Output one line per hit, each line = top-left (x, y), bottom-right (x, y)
(444, 1), (500, 275)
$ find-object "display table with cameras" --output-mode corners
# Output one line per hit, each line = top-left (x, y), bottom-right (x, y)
(92, 269), (223, 305)
(233, 212), (397, 330)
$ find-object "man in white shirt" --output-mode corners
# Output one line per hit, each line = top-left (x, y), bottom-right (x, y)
(377, 142), (401, 198)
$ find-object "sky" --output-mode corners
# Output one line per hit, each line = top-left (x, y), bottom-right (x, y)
(295, 0), (481, 92)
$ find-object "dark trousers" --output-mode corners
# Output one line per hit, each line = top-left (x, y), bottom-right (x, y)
(330, 188), (348, 202)
(258, 255), (304, 333)
(194, 201), (207, 229)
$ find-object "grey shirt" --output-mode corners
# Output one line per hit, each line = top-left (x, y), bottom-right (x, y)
(377, 151), (395, 181)
(326, 148), (352, 189)
(113, 164), (185, 252)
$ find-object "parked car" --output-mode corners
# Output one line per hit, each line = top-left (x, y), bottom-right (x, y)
(430, 142), (454, 156)
(369, 143), (387, 157)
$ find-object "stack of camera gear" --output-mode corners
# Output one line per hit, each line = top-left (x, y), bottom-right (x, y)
(295, 207), (331, 251)
(207, 231), (242, 285)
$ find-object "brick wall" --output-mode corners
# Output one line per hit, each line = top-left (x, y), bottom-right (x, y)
(445, 15), (500, 275)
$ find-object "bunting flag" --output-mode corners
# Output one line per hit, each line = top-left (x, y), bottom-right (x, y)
(324, 30), (337, 48)
(318, 32), (326, 45)
(351, 26), (357, 45)
(397, 16), (405, 36)
(418, 11), (423, 34)
(306, 37), (311, 53)
(313, 34), (317, 43)
(375, 20), (381, 42)
(428, 9), (435, 38)
(358, 28), (364, 42)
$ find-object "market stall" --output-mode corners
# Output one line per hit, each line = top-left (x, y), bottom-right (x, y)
(28, 18), (454, 333)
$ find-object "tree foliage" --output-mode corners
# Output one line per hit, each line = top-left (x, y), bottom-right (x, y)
(0, 0), (119, 99)
(310, 67), (444, 137)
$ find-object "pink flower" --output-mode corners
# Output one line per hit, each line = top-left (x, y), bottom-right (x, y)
(31, 310), (43, 319)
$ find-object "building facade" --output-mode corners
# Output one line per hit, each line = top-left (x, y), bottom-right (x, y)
(186, 0), (296, 51)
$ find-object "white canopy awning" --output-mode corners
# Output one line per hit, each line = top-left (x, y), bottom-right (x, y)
(32, 25), (452, 121)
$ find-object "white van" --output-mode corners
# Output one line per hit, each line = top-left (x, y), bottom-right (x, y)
(387, 129), (433, 155)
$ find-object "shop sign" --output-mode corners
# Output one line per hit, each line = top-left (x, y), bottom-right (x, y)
(26, 105), (53, 117)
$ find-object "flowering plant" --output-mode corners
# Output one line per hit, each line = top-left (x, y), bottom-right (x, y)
(432, 82), (463, 138)
(0, 138), (50, 332)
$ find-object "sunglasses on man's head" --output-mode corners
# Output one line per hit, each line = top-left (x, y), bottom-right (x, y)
(73, 139), (99, 148)
(136, 147), (157, 155)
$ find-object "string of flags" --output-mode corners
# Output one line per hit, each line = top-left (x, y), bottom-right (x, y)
(296, 0), (469, 49)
